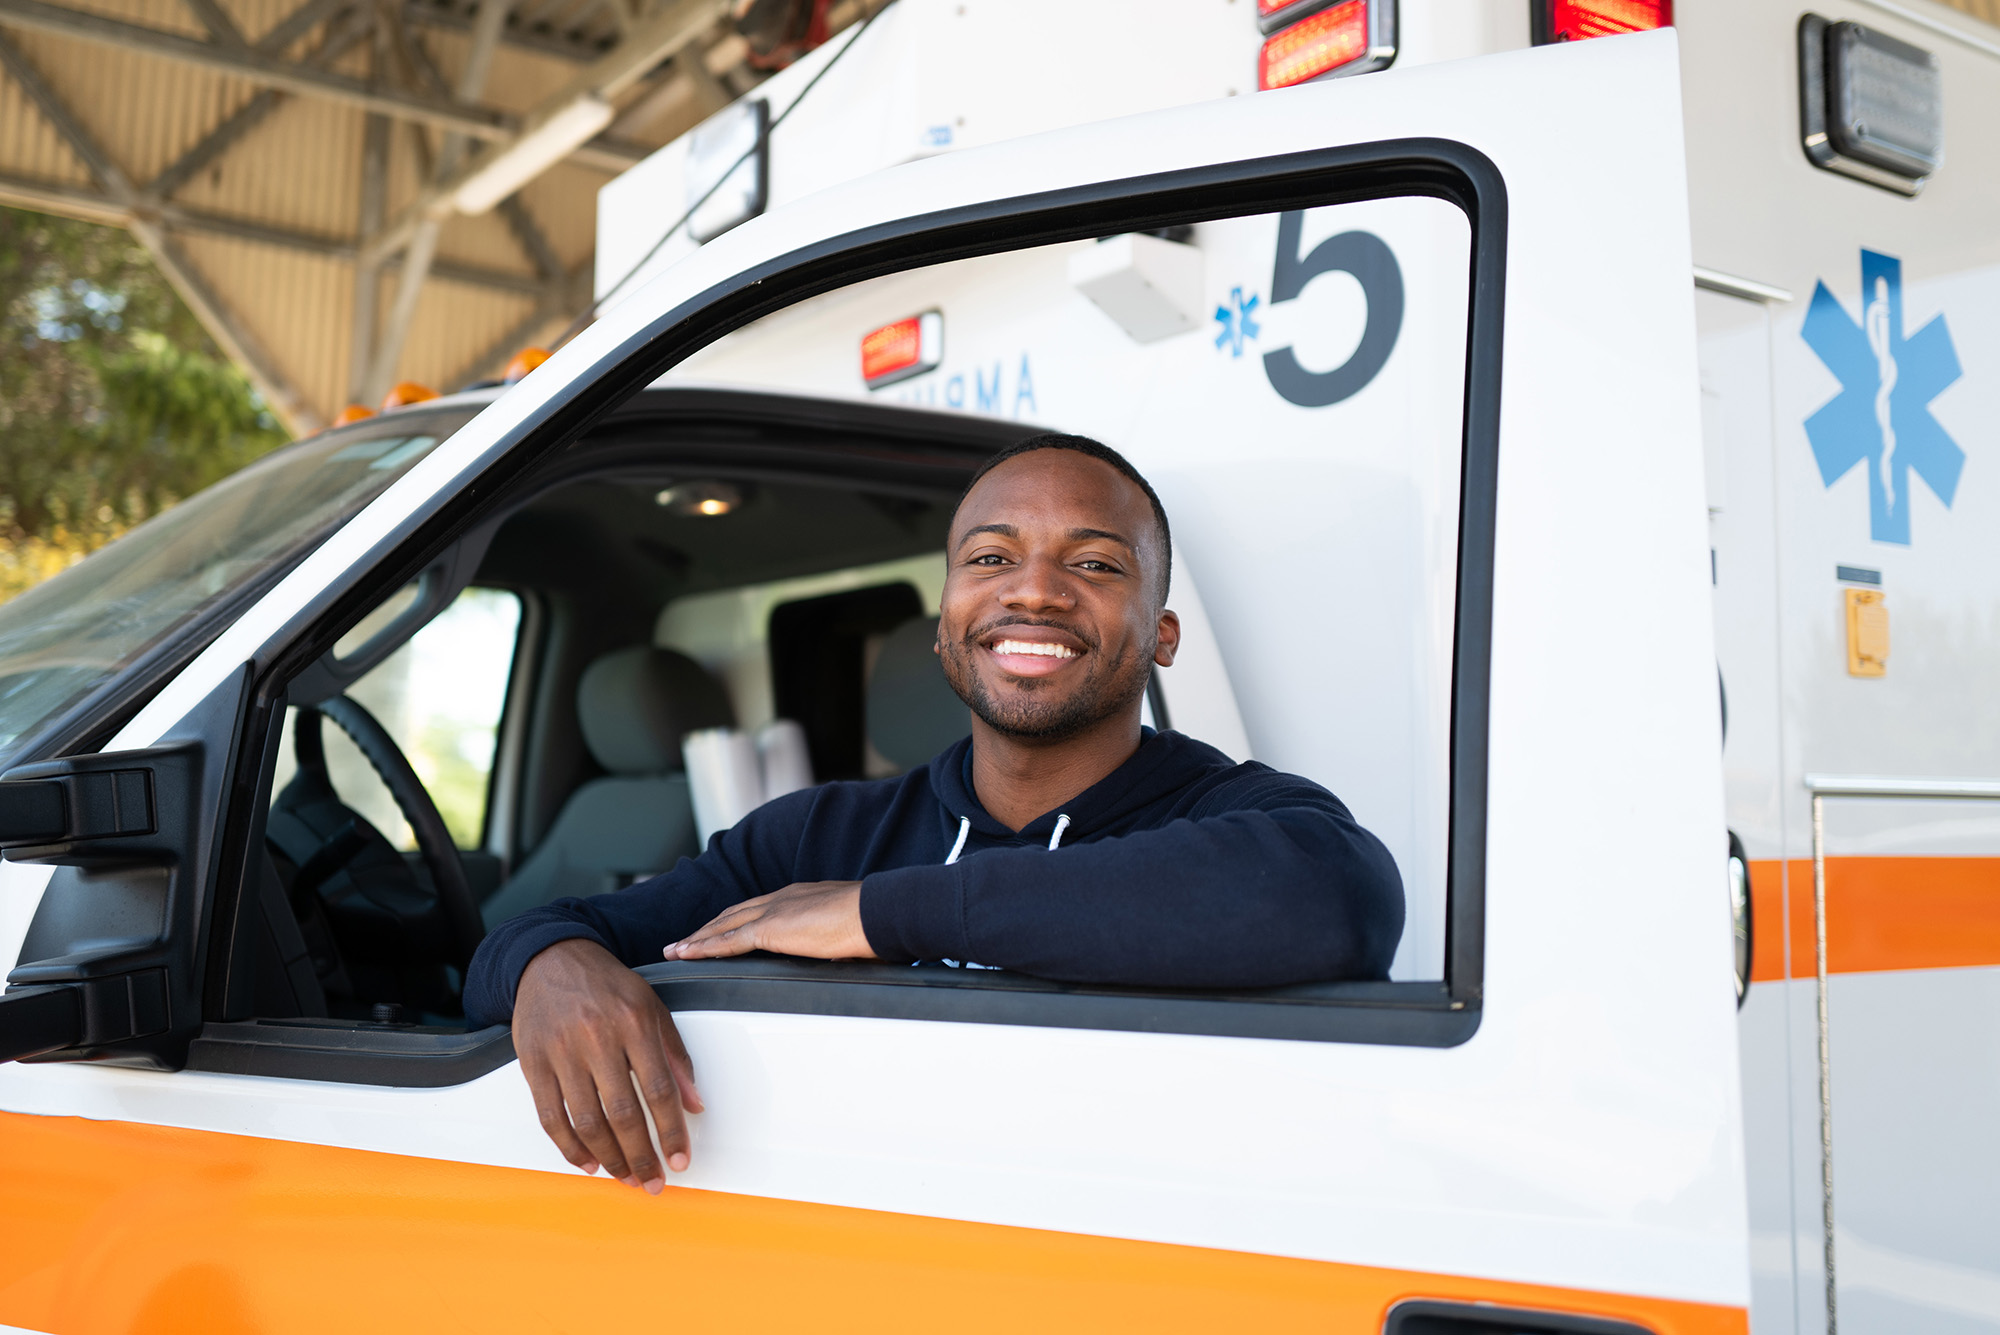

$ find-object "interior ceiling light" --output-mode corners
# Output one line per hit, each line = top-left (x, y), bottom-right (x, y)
(656, 481), (745, 517)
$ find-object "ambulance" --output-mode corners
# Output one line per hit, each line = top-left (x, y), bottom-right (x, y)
(0, 0), (1993, 1329)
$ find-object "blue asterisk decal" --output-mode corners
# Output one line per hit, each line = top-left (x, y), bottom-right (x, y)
(1214, 286), (1261, 357)
(1802, 250), (1964, 545)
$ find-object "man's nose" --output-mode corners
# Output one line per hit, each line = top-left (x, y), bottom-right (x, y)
(1000, 553), (1077, 612)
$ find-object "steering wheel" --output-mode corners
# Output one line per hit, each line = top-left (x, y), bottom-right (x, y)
(297, 696), (486, 969)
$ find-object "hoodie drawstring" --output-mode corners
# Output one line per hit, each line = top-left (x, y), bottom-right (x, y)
(944, 811), (1068, 864)
(929, 812), (1064, 973)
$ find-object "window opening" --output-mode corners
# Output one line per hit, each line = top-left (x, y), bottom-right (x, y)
(274, 587), (522, 851)
(194, 145), (1502, 1080)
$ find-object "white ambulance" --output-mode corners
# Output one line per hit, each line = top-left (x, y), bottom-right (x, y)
(0, 2), (1990, 1331)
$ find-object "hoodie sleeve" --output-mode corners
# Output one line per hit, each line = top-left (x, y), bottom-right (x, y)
(858, 769), (1404, 988)
(461, 786), (817, 1027)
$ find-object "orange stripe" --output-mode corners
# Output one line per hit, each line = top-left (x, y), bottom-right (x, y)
(1748, 857), (2000, 982)
(0, 1112), (1743, 1334)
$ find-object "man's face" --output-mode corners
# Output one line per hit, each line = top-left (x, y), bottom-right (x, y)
(938, 450), (1179, 742)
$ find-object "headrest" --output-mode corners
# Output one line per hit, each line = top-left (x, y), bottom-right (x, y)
(578, 646), (734, 775)
(866, 617), (970, 773)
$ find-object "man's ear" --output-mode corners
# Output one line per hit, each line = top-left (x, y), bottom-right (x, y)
(1153, 609), (1181, 668)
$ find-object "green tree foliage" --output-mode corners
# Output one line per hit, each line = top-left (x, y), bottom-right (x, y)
(0, 206), (290, 600)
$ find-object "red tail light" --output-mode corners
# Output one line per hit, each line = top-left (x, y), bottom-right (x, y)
(861, 312), (943, 388)
(1532, 0), (1672, 43)
(1259, 1), (1368, 90)
(1257, 0), (1332, 34)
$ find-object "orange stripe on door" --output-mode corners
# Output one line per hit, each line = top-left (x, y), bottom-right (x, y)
(1748, 857), (2000, 982)
(0, 1112), (1744, 1334)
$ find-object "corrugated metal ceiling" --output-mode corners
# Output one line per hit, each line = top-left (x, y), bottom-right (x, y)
(0, 0), (865, 430)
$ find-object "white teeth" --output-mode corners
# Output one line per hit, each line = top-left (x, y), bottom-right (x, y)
(992, 639), (1076, 659)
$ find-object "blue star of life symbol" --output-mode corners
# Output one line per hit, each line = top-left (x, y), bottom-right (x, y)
(1802, 249), (1964, 545)
(1214, 286), (1260, 357)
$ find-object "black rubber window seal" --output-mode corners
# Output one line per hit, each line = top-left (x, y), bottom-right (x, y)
(204, 135), (1506, 1087)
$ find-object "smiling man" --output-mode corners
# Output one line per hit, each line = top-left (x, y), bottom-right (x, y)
(463, 434), (1403, 1194)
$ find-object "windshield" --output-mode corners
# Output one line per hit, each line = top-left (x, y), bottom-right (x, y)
(0, 408), (478, 761)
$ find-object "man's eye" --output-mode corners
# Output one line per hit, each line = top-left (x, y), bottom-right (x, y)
(969, 554), (1008, 566)
(1077, 560), (1118, 573)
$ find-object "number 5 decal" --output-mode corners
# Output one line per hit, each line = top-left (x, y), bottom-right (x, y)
(1262, 212), (1404, 408)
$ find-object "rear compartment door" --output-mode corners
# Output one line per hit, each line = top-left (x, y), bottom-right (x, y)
(0, 30), (1749, 1335)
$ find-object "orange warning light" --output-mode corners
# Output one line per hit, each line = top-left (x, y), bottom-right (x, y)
(381, 381), (439, 411)
(504, 347), (552, 383)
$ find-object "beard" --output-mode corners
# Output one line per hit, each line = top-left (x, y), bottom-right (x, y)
(939, 615), (1152, 742)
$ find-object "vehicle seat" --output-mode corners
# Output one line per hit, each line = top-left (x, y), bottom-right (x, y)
(480, 646), (733, 926)
(866, 616), (971, 772)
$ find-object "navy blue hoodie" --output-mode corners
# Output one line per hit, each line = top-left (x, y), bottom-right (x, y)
(464, 729), (1404, 1026)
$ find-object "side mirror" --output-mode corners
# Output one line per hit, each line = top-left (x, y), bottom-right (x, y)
(0, 667), (246, 1069)
(0, 766), (159, 849)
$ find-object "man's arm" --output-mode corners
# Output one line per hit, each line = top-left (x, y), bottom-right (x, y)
(670, 769), (1405, 989)
(462, 785), (817, 1027)
(461, 786), (815, 1192)
(860, 771), (1403, 987)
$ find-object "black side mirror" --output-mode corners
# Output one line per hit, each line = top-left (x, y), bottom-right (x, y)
(0, 667), (246, 1069)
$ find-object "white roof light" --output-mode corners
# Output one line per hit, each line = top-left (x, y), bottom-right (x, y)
(686, 99), (771, 244)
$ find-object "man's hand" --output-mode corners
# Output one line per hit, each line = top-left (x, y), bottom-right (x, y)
(664, 880), (875, 962)
(513, 938), (704, 1194)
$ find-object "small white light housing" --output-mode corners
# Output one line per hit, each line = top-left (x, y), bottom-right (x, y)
(1799, 14), (1941, 196)
(685, 99), (770, 243)
(1068, 233), (1205, 344)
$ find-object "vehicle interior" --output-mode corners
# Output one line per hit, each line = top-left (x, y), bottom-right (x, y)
(227, 388), (1036, 1029)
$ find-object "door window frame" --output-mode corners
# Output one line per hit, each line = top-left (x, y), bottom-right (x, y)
(195, 137), (1507, 1084)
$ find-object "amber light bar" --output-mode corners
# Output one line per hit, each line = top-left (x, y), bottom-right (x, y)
(1258, 1), (1369, 90)
(861, 312), (943, 388)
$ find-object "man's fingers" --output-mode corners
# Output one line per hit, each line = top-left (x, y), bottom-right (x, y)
(655, 1011), (704, 1114)
(557, 1062), (634, 1187)
(590, 1048), (670, 1193)
(629, 1035), (691, 1175)
(692, 895), (769, 930)
(523, 1057), (598, 1174)
(689, 895), (772, 937)
(667, 910), (763, 960)
(673, 923), (760, 959)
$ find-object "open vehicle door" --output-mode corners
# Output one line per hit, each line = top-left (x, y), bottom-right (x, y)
(0, 30), (1745, 1334)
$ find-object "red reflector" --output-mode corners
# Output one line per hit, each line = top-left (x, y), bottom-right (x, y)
(861, 312), (943, 388)
(1539, 0), (1671, 41)
(1259, 1), (1368, 91)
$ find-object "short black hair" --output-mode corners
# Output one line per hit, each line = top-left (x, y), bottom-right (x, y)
(956, 433), (1172, 601)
